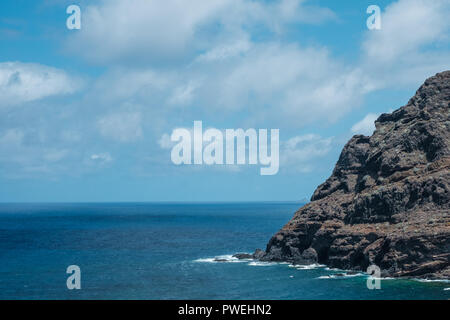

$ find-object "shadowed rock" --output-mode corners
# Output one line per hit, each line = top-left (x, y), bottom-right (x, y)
(233, 253), (253, 260)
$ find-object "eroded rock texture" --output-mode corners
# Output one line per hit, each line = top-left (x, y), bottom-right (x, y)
(259, 71), (450, 279)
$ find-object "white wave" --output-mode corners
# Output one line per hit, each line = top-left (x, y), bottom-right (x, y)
(296, 264), (326, 270)
(324, 267), (341, 271)
(193, 254), (250, 263)
(318, 273), (449, 282)
(289, 263), (325, 269)
(247, 261), (278, 266)
(194, 257), (219, 263)
(444, 288), (450, 291)
(317, 272), (365, 279)
(415, 278), (450, 283)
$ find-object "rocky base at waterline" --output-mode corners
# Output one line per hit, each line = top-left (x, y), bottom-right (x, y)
(253, 71), (450, 279)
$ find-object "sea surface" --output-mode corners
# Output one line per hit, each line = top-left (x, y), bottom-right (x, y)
(0, 202), (448, 300)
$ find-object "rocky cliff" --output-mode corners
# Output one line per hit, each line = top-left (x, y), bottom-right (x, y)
(257, 71), (450, 279)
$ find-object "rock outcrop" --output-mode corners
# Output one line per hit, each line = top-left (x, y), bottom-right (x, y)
(257, 71), (450, 279)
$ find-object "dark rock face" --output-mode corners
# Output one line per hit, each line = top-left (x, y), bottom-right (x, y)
(233, 253), (253, 260)
(258, 71), (450, 279)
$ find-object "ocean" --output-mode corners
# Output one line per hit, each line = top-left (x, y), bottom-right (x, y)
(0, 202), (448, 300)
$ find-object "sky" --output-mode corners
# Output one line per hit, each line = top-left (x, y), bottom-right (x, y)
(0, 0), (449, 202)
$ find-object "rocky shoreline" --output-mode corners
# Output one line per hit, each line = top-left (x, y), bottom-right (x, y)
(249, 71), (450, 279)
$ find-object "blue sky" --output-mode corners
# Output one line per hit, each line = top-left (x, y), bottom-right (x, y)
(0, 0), (449, 202)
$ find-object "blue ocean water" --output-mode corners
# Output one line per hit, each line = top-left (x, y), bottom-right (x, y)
(0, 202), (448, 300)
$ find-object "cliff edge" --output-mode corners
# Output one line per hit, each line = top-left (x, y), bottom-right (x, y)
(258, 71), (450, 279)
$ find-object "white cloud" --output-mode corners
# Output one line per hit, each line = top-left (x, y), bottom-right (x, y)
(260, 0), (336, 30)
(168, 81), (198, 106)
(351, 113), (379, 136)
(158, 133), (174, 150)
(195, 38), (252, 63)
(4, 0), (449, 182)
(97, 112), (143, 142)
(90, 153), (113, 163)
(0, 62), (80, 107)
(67, 0), (229, 64)
(361, 0), (450, 88)
(91, 42), (370, 127)
(197, 43), (370, 124)
(66, 0), (336, 64)
(363, 0), (449, 63)
(78, 0), (449, 131)
(281, 134), (333, 172)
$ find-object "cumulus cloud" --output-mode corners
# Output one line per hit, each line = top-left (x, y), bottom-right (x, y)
(4, 0), (450, 181)
(351, 113), (379, 136)
(0, 62), (80, 107)
(281, 134), (333, 173)
(66, 0), (226, 64)
(361, 0), (450, 89)
(200, 44), (370, 124)
(94, 43), (371, 126)
(97, 112), (143, 142)
(74, 0), (449, 131)
(66, 0), (336, 64)
(363, 0), (449, 63)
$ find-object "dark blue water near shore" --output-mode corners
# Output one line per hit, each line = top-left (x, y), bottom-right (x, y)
(0, 203), (448, 299)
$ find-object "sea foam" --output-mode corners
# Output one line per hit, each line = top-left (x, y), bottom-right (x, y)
(289, 263), (326, 270)
(317, 273), (365, 279)
(194, 254), (251, 263)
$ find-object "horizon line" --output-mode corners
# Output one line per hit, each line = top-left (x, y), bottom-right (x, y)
(0, 200), (308, 205)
